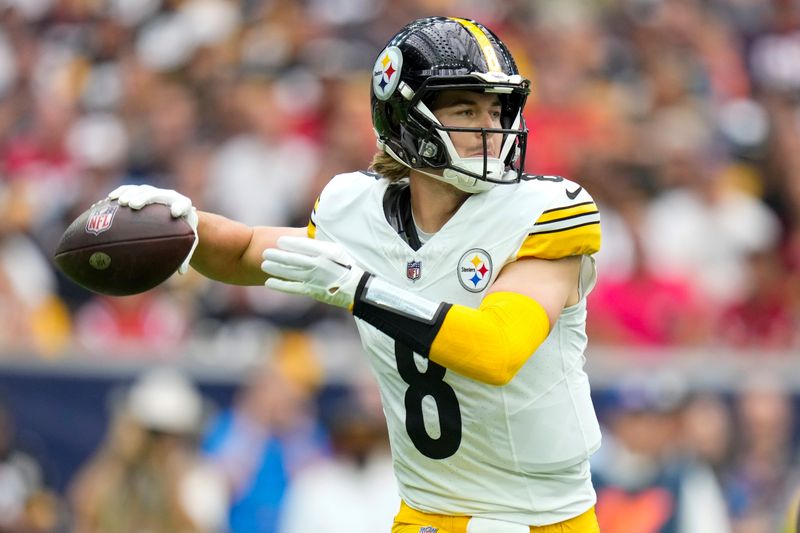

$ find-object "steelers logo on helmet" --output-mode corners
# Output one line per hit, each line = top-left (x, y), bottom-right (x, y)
(457, 249), (493, 292)
(372, 46), (403, 101)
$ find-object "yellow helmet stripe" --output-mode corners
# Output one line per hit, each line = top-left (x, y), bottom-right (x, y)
(450, 17), (502, 73)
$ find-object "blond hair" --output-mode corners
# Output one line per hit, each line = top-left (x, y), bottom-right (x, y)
(370, 151), (410, 182)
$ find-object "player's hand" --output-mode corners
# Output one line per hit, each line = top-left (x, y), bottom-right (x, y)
(261, 237), (364, 310)
(107, 184), (198, 274)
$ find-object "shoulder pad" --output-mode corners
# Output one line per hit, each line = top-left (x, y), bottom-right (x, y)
(307, 172), (377, 239)
(516, 182), (601, 259)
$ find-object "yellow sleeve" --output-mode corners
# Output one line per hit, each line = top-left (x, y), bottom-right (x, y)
(429, 292), (550, 386)
(517, 199), (601, 260)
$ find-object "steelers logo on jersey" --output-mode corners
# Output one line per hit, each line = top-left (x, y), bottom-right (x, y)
(372, 46), (403, 101)
(457, 248), (492, 292)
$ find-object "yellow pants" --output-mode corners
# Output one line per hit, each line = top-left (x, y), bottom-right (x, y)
(392, 501), (600, 533)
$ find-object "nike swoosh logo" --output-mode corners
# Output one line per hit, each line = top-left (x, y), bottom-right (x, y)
(566, 186), (583, 200)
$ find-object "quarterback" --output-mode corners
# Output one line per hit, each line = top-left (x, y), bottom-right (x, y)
(109, 16), (603, 533)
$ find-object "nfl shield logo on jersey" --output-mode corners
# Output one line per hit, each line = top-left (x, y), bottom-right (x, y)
(85, 203), (119, 236)
(407, 260), (422, 282)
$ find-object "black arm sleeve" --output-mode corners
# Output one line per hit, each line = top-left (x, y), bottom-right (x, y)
(351, 273), (451, 357)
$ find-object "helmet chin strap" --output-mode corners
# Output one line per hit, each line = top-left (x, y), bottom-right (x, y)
(412, 99), (518, 192)
(383, 144), (497, 194)
(442, 159), (503, 193)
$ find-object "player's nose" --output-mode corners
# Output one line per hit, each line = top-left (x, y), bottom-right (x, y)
(475, 110), (497, 130)
(476, 124), (501, 156)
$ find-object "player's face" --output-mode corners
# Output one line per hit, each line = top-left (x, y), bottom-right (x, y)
(432, 90), (503, 159)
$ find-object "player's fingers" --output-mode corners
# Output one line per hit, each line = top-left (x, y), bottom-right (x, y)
(276, 236), (314, 255)
(115, 185), (164, 209)
(107, 184), (136, 200)
(278, 236), (354, 267)
(170, 197), (192, 218)
(277, 236), (339, 257)
(262, 248), (318, 269)
(120, 186), (156, 208)
(126, 192), (152, 210)
(114, 188), (136, 206)
(125, 197), (145, 209)
(265, 277), (306, 295)
(131, 189), (176, 209)
(260, 259), (310, 281)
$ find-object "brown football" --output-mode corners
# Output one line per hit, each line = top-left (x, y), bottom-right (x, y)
(53, 199), (195, 296)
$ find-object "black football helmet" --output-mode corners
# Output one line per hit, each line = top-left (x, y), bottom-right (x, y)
(371, 16), (530, 193)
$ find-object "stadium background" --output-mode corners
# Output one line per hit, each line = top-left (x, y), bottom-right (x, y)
(0, 0), (799, 531)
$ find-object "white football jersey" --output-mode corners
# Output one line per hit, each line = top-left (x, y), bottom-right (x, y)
(309, 171), (602, 525)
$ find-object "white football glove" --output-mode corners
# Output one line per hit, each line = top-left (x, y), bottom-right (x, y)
(107, 184), (199, 275)
(261, 237), (364, 310)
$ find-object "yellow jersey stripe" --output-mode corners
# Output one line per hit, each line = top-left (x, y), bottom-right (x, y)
(450, 17), (502, 73)
(517, 222), (601, 259)
(541, 200), (595, 215)
(531, 220), (600, 235)
(307, 197), (320, 238)
(531, 211), (600, 234)
(536, 202), (598, 224)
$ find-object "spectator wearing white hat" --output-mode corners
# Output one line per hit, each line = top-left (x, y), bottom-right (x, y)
(68, 368), (228, 533)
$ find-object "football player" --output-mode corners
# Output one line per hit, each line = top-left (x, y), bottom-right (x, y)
(109, 16), (603, 533)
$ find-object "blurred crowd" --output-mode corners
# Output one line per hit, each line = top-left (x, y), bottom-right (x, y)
(1, 358), (398, 533)
(1, 0), (800, 532)
(0, 0), (798, 358)
(2, 361), (800, 533)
